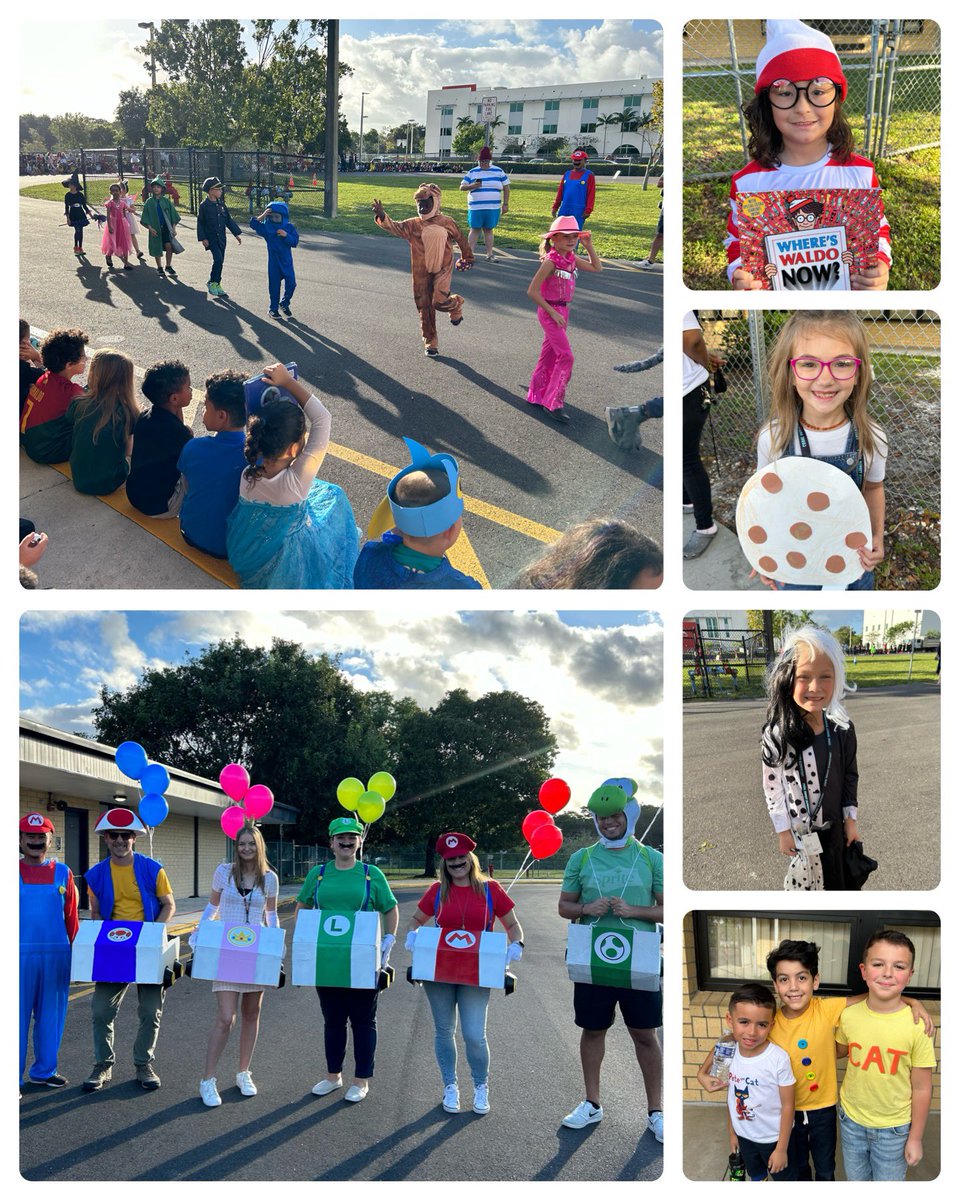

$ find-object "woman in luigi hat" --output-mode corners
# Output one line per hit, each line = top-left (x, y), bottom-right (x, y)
(294, 816), (398, 1102)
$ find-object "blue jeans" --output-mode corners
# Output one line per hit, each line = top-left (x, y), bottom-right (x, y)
(838, 1105), (910, 1180)
(422, 982), (491, 1086)
(779, 570), (874, 592)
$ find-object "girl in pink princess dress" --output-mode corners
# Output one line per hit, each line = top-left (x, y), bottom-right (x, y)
(101, 183), (134, 270)
(525, 215), (602, 424)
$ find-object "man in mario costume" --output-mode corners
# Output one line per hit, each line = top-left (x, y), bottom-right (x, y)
(82, 807), (176, 1092)
(20, 813), (79, 1088)
(551, 149), (596, 229)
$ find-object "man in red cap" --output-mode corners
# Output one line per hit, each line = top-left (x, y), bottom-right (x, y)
(551, 149), (596, 229)
(81, 807), (175, 1092)
(20, 813), (79, 1088)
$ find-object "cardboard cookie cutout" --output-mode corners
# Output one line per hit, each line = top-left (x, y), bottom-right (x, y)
(736, 456), (870, 587)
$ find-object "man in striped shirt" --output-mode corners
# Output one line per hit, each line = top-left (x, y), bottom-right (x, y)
(460, 146), (510, 261)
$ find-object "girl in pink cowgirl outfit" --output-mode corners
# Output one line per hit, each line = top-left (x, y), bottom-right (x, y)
(525, 215), (602, 423)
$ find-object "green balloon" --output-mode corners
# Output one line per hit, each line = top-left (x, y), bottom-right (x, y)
(367, 771), (397, 802)
(356, 791), (386, 824)
(336, 776), (365, 811)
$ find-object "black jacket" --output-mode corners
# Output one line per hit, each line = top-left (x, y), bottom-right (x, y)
(197, 196), (241, 247)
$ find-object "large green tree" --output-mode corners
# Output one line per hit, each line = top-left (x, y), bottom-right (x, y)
(142, 20), (248, 145)
(48, 113), (119, 149)
(115, 88), (151, 145)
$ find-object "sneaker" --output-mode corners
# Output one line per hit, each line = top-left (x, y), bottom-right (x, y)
(236, 1070), (257, 1097)
(451, 316), (463, 326)
(166, 266), (177, 277)
(682, 503), (694, 513)
(683, 527), (717, 559)
(562, 1099), (603, 1129)
(82, 1062), (113, 1092)
(638, 258), (657, 269)
(312, 1077), (342, 1096)
(647, 1109), (664, 1142)
(123, 263), (134, 271)
(280, 303), (292, 316)
(199, 1077), (221, 1107)
(442, 1083), (460, 1113)
(137, 253), (146, 260)
(214, 283), (228, 297)
(269, 309), (282, 320)
(207, 281), (218, 294)
(344, 1083), (369, 1103)
(473, 1083), (490, 1114)
(136, 1063), (161, 1090)
(424, 346), (439, 357)
(158, 267), (166, 277)
(31, 1073), (68, 1088)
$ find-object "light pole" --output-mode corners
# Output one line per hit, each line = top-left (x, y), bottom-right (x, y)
(907, 609), (922, 680)
(137, 22), (157, 151)
(358, 91), (369, 166)
(407, 119), (416, 158)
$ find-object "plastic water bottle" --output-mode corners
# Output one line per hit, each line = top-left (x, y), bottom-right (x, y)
(710, 1036), (735, 1083)
(727, 1150), (746, 1181)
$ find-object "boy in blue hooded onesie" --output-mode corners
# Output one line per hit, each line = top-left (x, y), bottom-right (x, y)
(250, 201), (300, 318)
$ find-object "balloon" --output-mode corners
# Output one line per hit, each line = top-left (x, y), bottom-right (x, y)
(220, 806), (247, 839)
(139, 793), (169, 826)
(521, 810), (555, 844)
(355, 791), (386, 824)
(367, 771), (397, 802)
(538, 777), (571, 815)
(243, 784), (274, 820)
(336, 777), (365, 811)
(140, 762), (170, 796)
(115, 741), (148, 780)
(530, 823), (563, 860)
(219, 763), (250, 803)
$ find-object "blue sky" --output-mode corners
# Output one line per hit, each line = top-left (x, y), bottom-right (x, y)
(20, 609), (663, 813)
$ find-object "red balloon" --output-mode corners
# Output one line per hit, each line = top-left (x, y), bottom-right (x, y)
(538, 777), (571, 815)
(521, 810), (555, 844)
(530, 823), (563, 860)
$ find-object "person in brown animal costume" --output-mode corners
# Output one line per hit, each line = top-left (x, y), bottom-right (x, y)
(372, 184), (474, 357)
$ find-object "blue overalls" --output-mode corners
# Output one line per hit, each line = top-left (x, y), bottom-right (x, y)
(780, 421), (873, 591)
(556, 170), (593, 227)
(19, 862), (72, 1081)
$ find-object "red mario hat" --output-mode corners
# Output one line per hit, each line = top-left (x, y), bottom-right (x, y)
(20, 812), (55, 834)
(436, 832), (477, 859)
(95, 807), (146, 834)
(571, 149), (589, 162)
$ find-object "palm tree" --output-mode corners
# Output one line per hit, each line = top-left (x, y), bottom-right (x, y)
(596, 113), (622, 157)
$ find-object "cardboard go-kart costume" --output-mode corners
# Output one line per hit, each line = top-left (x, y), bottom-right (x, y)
(373, 184), (474, 356)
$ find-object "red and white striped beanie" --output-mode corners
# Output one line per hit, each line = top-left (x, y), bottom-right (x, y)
(755, 20), (847, 101)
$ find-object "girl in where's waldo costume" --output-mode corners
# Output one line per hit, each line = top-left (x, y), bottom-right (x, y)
(525, 216), (602, 423)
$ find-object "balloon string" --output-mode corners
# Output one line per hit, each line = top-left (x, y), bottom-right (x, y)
(504, 850), (533, 894)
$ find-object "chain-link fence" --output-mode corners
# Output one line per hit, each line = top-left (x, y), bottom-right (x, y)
(693, 309), (940, 588)
(683, 19), (941, 181)
(682, 621), (769, 699)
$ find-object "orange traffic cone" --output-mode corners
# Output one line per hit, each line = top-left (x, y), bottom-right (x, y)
(288, 174), (294, 189)
(311, 173), (318, 187)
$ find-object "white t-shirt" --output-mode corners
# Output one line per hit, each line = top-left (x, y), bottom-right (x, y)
(757, 420), (887, 482)
(727, 1041), (795, 1144)
(682, 311), (710, 395)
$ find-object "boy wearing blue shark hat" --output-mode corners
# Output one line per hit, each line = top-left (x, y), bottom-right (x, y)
(354, 438), (482, 590)
(250, 201), (300, 319)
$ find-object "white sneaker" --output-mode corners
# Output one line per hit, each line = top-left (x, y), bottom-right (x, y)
(647, 1109), (664, 1142)
(473, 1083), (490, 1114)
(236, 1070), (257, 1097)
(199, 1077), (221, 1107)
(562, 1099), (603, 1128)
(344, 1083), (369, 1103)
(442, 1083), (460, 1112)
(312, 1077), (342, 1096)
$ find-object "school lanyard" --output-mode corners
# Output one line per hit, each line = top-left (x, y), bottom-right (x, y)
(796, 720), (832, 824)
(797, 421), (864, 490)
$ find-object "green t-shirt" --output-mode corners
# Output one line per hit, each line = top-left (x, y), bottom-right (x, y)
(297, 861), (397, 914)
(67, 397), (129, 496)
(561, 839), (663, 933)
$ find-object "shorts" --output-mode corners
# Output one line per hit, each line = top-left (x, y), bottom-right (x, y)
(737, 1134), (789, 1182)
(573, 981), (662, 1031)
(655, 211), (663, 236)
(467, 208), (500, 230)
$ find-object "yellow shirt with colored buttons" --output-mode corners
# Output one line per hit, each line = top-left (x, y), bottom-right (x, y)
(108, 860), (173, 921)
(770, 995), (848, 1110)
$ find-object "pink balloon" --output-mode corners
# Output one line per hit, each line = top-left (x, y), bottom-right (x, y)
(243, 784), (274, 820)
(219, 763), (250, 803)
(539, 777), (571, 815)
(220, 806), (247, 839)
(521, 810), (555, 844)
(530, 823), (563, 860)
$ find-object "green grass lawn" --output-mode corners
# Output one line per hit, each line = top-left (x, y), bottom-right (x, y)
(683, 651), (939, 700)
(21, 174), (659, 263)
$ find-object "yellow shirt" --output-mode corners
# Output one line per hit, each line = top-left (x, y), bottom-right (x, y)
(108, 860), (172, 920)
(770, 995), (848, 1110)
(837, 1001), (937, 1127)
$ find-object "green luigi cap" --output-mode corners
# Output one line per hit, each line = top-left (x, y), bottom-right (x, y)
(587, 783), (628, 817)
(149, 176), (165, 190)
(329, 816), (363, 837)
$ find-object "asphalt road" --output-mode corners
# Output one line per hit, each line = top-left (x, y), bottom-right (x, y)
(20, 887), (663, 1182)
(19, 195), (663, 590)
(682, 685), (940, 891)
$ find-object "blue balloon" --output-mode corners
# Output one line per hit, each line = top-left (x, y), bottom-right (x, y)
(139, 793), (169, 826)
(140, 762), (170, 795)
(115, 741), (148, 780)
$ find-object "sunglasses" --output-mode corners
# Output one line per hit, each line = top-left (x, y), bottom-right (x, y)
(105, 831), (136, 841)
(767, 78), (838, 110)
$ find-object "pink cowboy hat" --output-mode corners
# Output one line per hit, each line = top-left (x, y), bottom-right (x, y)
(541, 215), (582, 239)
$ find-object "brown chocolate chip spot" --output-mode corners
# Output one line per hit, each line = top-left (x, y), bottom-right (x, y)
(790, 522), (812, 540)
(825, 555), (846, 574)
(758, 556), (778, 572)
(761, 473), (783, 493)
(845, 531), (868, 549)
(786, 552), (807, 568)
(748, 526), (767, 544)
(807, 492), (830, 511)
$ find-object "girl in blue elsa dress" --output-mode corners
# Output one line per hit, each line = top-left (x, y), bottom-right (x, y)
(226, 363), (358, 588)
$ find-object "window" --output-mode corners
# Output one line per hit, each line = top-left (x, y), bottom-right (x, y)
(545, 100), (560, 112)
(509, 102), (524, 114)
(623, 94), (644, 108)
(508, 124), (522, 136)
(580, 120), (597, 133)
(582, 98), (599, 110)
(440, 127), (452, 138)
(542, 124), (558, 134)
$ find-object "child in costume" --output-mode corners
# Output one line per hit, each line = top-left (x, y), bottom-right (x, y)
(728, 20), (890, 290)
(101, 183), (134, 270)
(62, 172), (98, 257)
(525, 216), (602, 423)
(140, 177), (181, 277)
(354, 438), (482, 589)
(761, 626), (863, 891)
(119, 179), (146, 261)
(66, 348), (141, 496)
(197, 176), (242, 297)
(249, 201), (299, 319)
(20, 813), (79, 1089)
(20, 327), (88, 464)
(226, 362), (359, 588)
(372, 184), (474, 357)
(551, 149), (596, 228)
